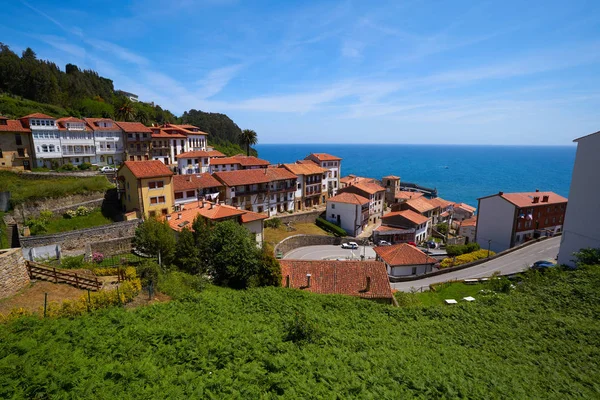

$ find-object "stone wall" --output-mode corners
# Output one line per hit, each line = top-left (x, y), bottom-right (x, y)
(268, 210), (324, 225)
(19, 219), (140, 253)
(0, 248), (30, 300)
(12, 192), (107, 222)
(88, 236), (134, 257)
(275, 234), (360, 256)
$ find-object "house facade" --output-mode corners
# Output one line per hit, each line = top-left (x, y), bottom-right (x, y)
(304, 153), (342, 198)
(559, 131), (600, 267)
(281, 162), (327, 210)
(374, 243), (438, 277)
(374, 210), (429, 244)
(398, 197), (439, 234)
(20, 113), (62, 168)
(338, 181), (386, 224)
(85, 118), (124, 166)
(209, 155), (270, 173)
(117, 122), (153, 161)
(476, 190), (567, 253)
(458, 216), (477, 244)
(55, 117), (95, 166)
(382, 175), (401, 205)
(326, 192), (370, 237)
(117, 160), (174, 218)
(173, 173), (223, 206)
(176, 150), (226, 174)
(0, 116), (33, 170)
(150, 125), (187, 166)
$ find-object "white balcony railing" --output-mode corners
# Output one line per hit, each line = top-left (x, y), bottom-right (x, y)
(62, 149), (96, 156)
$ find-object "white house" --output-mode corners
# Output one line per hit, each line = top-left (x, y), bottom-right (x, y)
(338, 181), (386, 225)
(173, 173), (223, 206)
(558, 130), (600, 267)
(176, 150), (226, 174)
(85, 118), (124, 166)
(150, 125), (187, 166)
(56, 117), (97, 166)
(304, 153), (342, 198)
(458, 216), (477, 244)
(20, 113), (62, 168)
(209, 155), (270, 173)
(326, 192), (370, 237)
(374, 210), (429, 244)
(374, 243), (438, 277)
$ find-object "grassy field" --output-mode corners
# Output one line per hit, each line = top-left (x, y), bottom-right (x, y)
(42, 209), (113, 235)
(1, 266), (599, 398)
(264, 222), (332, 246)
(0, 171), (113, 206)
(413, 282), (484, 306)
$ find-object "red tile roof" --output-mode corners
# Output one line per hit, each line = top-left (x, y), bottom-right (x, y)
(460, 216), (477, 227)
(19, 113), (55, 120)
(404, 197), (436, 213)
(453, 202), (477, 213)
(382, 209), (428, 225)
(305, 153), (342, 161)
(121, 160), (173, 179)
(0, 119), (31, 133)
(173, 173), (223, 192)
(394, 191), (424, 200)
(177, 150), (226, 158)
(167, 201), (266, 231)
(350, 181), (385, 195)
(328, 192), (369, 205)
(382, 175), (400, 180)
(280, 260), (393, 302)
(428, 197), (453, 209)
(56, 117), (85, 123)
(281, 162), (326, 175)
(152, 131), (186, 139)
(85, 118), (121, 131)
(499, 192), (567, 208)
(213, 168), (296, 187)
(374, 243), (437, 266)
(211, 155), (270, 167)
(115, 121), (152, 133)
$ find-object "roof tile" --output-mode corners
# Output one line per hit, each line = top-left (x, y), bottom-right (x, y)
(120, 160), (173, 179)
(374, 243), (437, 266)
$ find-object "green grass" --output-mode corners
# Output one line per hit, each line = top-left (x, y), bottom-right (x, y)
(264, 222), (332, 246)
(411, 282), (484, 306)
(41, 209), (113, 235)
(1, 266), (600, 398)
(0, 94), (72, 119)
(0, 212), (9, 249)
(0, 171), (113, 207)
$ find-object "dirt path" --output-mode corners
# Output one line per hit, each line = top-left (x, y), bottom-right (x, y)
(0, 281), (87, 314)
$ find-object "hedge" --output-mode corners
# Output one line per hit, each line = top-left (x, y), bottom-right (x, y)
(440, 249), (496, 268)
(446, 242), (481, 257)
(316, 217), (347, 237)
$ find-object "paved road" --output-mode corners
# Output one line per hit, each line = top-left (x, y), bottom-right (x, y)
(391, 236), (561, 292)
(284, 244), (378, 261)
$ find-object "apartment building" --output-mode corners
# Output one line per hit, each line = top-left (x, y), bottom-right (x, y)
(304, 153), (342, 197)
(0, 116), (33, 170)
(20, 113), (62, 168)
(397, 197), (439, 234)
(338, 181), (386, 224)
(173, 173), (223, 206)
(374, 210), (429, 244)
(85, 118), (124, 166)
(326, 192), (370, 237)
(209, 155), (270, 173)
(176, 150), (226, 174)
(117, 121), (153, 161)
(280, 162), (327, 210)
(55, 117), (95, 165)
(117, 160), (174, 218)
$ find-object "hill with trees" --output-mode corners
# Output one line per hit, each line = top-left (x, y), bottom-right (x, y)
(0, 43), (255, 156)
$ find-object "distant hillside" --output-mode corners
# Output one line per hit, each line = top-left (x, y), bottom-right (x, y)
(0, 42), (255, 156)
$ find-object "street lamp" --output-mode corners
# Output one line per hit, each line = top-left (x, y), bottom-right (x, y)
(487, 239), (492, 258)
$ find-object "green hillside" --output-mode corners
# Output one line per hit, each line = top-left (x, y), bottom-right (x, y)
(1, 266), (599, 398)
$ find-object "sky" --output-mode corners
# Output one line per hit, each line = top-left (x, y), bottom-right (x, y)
(1, 0), (600, 145)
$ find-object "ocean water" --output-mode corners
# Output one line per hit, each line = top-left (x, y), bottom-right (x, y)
(255, 144), (577, 208)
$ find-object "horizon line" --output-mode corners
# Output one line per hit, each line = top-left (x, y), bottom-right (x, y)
(255, 143), (576, 147)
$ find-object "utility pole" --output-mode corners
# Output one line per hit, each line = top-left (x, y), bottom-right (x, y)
(487, 239), (491, 258)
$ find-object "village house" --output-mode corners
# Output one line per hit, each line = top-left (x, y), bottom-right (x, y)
(326, 192), (370, 237)
(20, 113), (62, 168)
(213, 168), (297, 216)
(166, 200), (266, 245)
(397, 197), (439, 234)
(117, 160), (174, 218)
(374, 209), (429, 244)
(279, 260), (394, 304)
(451, 203), (476, 221)
(173, 173), (223, 207)
(116, 121), (153, 161)
(427, 197), (455, 224)
(209, 155), (270, 173)
(304, 153), (342, 198)
(558, 130), (600, 267)
(0, 116), (33, 170)
(85, 118), (124, 166)
(280, 162), (327, 210)
(374, 243), (438, 277)
(393, 190), (424, 204)
(339, 174), (376, 189)
(55, 117), (95, 166)
(339, 181), (386, 224)
(458, 216), (477, 244)
(476, 190), (567, 253)
(176, 150), (226, 174)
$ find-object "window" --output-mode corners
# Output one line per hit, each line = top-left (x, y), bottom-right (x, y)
(186, 190), (195, 197)
(545, 218), (548, 225)
(148, 181), (164, 189)
(298, 183), (302, 189)
(0, 148), (2, 158)
(149, 211), (156, 217)
(17, 148), (25, 157)
(150, 196), (166, 204)
(15, 134), (22, 146)
(331, 214), (335, 218)
(175, 192), (184, 199)
(42, 145), (48, 152)
(331, 204), (335, 209)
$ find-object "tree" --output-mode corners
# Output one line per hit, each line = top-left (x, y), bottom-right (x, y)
(573, 248), (600, 266)
(252, 244), (282, 287)
(135, 108), (149, 125)
(114, 98), (135, 121)
(239, 129), (258, 156)
(436, 223), (448, 235)
(175, 227), (202, 274)
(132, 217), (176, 266)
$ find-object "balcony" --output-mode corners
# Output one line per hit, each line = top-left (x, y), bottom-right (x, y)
(97, 147), (123, 154)
(62, 149), (96, 156)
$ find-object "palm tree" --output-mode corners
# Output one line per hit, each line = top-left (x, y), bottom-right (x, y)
(114, 99), (135, 122)
(136, 109), (149, 125)
(239, 129), (258, 156)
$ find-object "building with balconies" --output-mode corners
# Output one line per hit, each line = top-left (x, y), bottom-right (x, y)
(374, 210), (429, 245)
(19, 113), (62, 168)
(116, 121), (153, 161)
(173, 173), (224, 206)
(304, 153), (342, 198)
(326, 192), (370, 237)
(280, 162), (327, 210)
(209, 154), (270, 173)
(176, 150), (226, 174)
(338, 181), (386, 225)
(85, 118), (125, 166)
(55, 117), (95, 165)
(0, 116), (33, 170)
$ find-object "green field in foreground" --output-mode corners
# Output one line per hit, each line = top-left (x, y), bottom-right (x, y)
(1, 266), (599, 398)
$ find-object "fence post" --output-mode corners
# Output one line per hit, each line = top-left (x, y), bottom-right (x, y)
(43, 292), (47, 318)
(74, 273), (79, 289)
(117, 286), (121, 305)
(95, 278), (99, 291)
(87, 289), (91, 311)
(53, 267), (58, 283)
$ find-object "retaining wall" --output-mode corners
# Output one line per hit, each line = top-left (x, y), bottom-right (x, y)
(275, 234), (360, 256)
(88, 236), (134, 257)
(268, 210), (324, 225)
(12, 192), (107, 222)
(0, 248), (30, 299)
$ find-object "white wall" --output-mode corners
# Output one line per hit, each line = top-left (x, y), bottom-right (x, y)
(384, 262), (432, 276)
(244, 220), (264, 246)
(559, 133), (600, 267)
(327, 201), (361, 236)
(475, 195), (516, 252)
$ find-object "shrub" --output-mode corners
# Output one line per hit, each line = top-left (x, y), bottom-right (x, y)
(25, 210), (54, 234)
(315, 217), (347, 237)
(59, 163), (77, 171)
(92, 266), (136, 280)
(60, 255), (86, 270)
(446, 242), (481, 257)
(284, 311), (321, 344)
(65, 206), (93, 219)
(436, 223), (448, 235)
(440, 249), (495, 268)
(265, 218), (282, 229)
(92, 252), (104, 264)
(573, 248), (600, 266)
(157, 271), (207, 299)
(78, 162), (92, 170)
(137, 260), (161, 287)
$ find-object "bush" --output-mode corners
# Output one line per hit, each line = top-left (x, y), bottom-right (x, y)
(284, 311), (322, 344)
(573, 248), (600, 266)
(137, 260), (161, 287)
(60, 255), (86, 270)
(92, 252), (104, 264)
(24, 210), (54, 235)
(436, 223), (448, 235)
(446, 242), (481, 257)
(92, 266), (136, 280)
(59, 163), (77, 171)
(157, 271), (207, 300)
(440, 249), (495, 268)
(78, 162), (92, 170)
(316, 217), (347, 237)
(265, 218), (282, 229)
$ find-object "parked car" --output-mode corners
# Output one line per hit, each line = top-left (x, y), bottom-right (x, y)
(426, 241), (438, 249)
(531, 260), (556, 271)
(99, 165), (116, 173)
(341, 242), (359, 249)
(407, 241), (417, 247)
(378, 240), (392, 246)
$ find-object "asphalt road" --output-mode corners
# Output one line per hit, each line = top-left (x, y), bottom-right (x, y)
(284, 245), (378, 261)
(391, 236), (561, 292)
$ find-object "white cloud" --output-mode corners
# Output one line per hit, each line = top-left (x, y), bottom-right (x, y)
(195, 64), (244, 99)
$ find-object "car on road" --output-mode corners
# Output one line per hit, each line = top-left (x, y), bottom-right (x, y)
(426, 241), (438, 249)
(341, 242), (359, 249)
(531, 260), (556, 271)
(99, 166), (116, 173)
(378, 240), (392, 246)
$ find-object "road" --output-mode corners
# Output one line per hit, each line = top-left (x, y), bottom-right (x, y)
(284, 244), (377, 260)
(391, 236), (561, 292)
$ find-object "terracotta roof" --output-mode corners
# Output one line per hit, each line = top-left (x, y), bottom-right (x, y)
(350, 181), (385, 195)
(374, 225), (402, 232)
(213, 168), (296, 187)
(499, 192), (567, 208)
(152, 131), (186, 139)
(394, 191), (424, 200)
(173, 173), (223, 192)
(453, 202), (477, 213)
(328, 192), (369, 205)
(167, 201), (266, 231)
(382, 209), (428, 225)
(0, 116), (7, 120)
(170, 124), (208, 135)
(460, 216), (477, 227)
(177, 150), (225, 159)
(0, 119), (31, 133)
(428, 197), (453, 209)
(281, 163), (326, 175)
(280, 260), (393, 301)
(382, 175), (400, 180)
(404, 197), (436, 213)
(175, 124), (200, 130)
(115, 121), (152, 133)
(211, 155), (270, 167)
(56, 117), (85, 123)
(85, 118), (121, 131)
(374, 243), (437, 266)
(20, 113), (55, 120)
(305, 153), (342, 161)
(120, 160), (173, 179)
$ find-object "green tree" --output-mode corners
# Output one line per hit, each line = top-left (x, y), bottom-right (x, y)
(135, 108), (149, 125)
(175, 227), (202, 274)
(114, 98), (135, 121)
(192, 215), (214, 269)
(573, 248), (600, 266)
(132, 217), (176, 266)
(252, 244), (282, 287)
(239, 129), (258, 156)
(436, 223), (448, 235)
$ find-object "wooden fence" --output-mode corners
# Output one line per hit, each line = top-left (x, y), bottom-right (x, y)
(26, 261), (101, 291)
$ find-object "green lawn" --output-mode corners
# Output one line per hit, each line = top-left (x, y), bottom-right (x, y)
(413, 282), (485, 306)
(42, 209), (113, 235)
(265, 222), (332, 246)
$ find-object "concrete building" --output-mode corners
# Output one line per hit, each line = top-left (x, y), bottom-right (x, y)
(559, 131), (600, 267)
(20, 113), (62, 168)
(209, 155), (270, 173)
(117, 160), (174, 218)
(304, 153), (342, 197)
(326, 192), (370, 237)
(476, 190), (567, 253)
(280, 162), (327, 210)
(56, 117), (96, 166)
(398, 197), (438, 234)
(85, 118), (124, 166)
(176, 150), (225, 174)
(374, 243), (438, 277)
(117, 121), (153, 161)
(338, 181), (386, 224)
(0, 116), (33, 170)
(452, 203), (477, 222)
(173, 173), (223, 207)
(374, 210), (429, 244)
(458, 216), (477, 244)
(382, 175), (401, 205)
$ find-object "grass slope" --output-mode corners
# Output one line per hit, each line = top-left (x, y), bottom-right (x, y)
(264, 222), (332, 247)
(1, 267), (599, 398)
(42, 209), (113, 235)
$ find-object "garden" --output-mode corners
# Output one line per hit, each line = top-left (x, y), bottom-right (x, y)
(24, 207), (115, 235)
(264, 217), (332, 246)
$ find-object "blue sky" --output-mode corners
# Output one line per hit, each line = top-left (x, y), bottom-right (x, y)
(2, 0), (600, 144)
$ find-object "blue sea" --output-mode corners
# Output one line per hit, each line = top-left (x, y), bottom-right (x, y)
(255, 144), (577, 208)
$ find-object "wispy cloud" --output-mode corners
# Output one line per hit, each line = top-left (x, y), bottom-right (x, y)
(35, 35), (86, 58)
(21, 0), (83, 37)
(84, 39), (149, 66)
(195, 64), (244, 98)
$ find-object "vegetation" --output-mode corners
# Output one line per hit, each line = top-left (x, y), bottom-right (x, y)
(1, 266), (600, 397)
(264, 222), (332, 246)
(436, 222), (448, 235)
(445, 242), (481, 257)
(239, 129), (258, 156)
(316, 217), (347, 237)
(0, 171), (113, 207)
(264, 218), (282, 229)
(398, 282), (486, 307)
(440, 249), (496, 268)
(573, 247), (600, 266)
(25, 208), (113, 235)
(0, 212), (9, 249)
(132, 217), (176, 266)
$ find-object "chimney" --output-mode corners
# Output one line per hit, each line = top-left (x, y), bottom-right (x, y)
(306, 273), (311, 288)
(188, 176), (192, 182)
(177, 213), (182, 220)
(365, 276), (371, 292)
(533, 196), (539, 204)
(535, 189), (540, 192)
(166, 214), (171, 221)
(286, 275), (290, 288)
(200, 201), (205, 208)
(498, 191), (504, 195)
(542, 195), (549, 203)
(209, 202), (213, 210)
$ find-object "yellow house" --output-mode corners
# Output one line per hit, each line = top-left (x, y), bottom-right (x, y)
(118, 160), (174, 218)
(0, 116), (33, 170)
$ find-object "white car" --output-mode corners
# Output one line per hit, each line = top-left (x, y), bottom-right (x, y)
(378, 240), (392, 246)
(99, 166), (116, 173)
(341, 242), (359, 249)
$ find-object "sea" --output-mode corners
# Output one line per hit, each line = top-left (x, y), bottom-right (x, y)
(255, 144), (577, 208)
